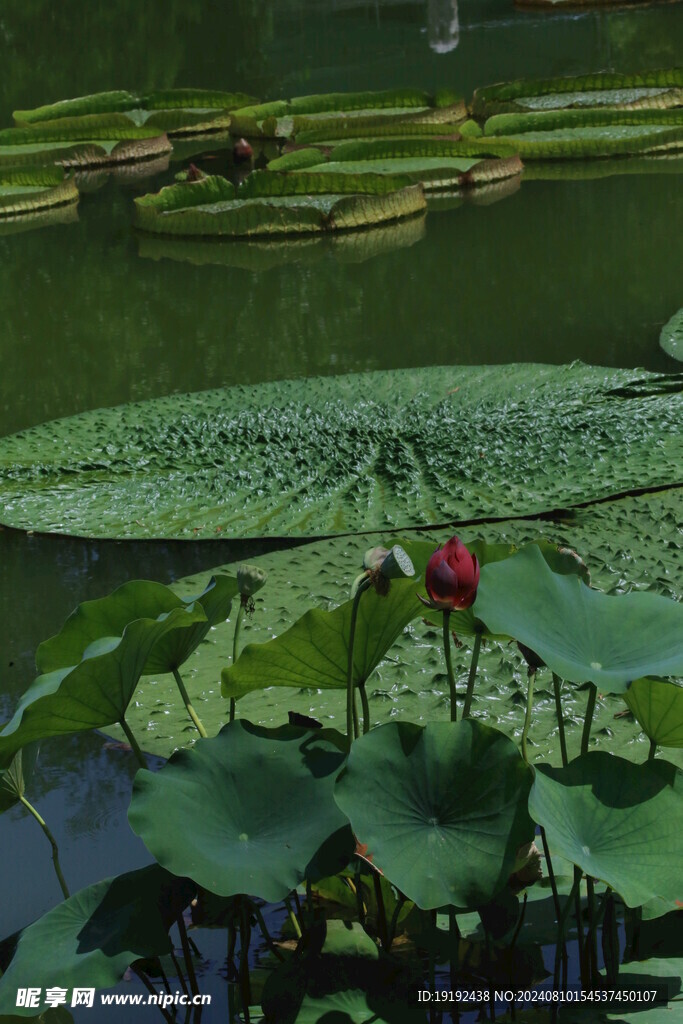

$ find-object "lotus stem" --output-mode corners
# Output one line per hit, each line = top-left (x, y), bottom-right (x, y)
(540, 827), (562, 926)
(552, 674), (568, 767)
(359, 679), (371, 734)
(573, 866), (587, 989)
(648, 738), (657, 760)
(371, 871), (389, 949)
(553, 871), (581, 992)
(176, 912), (200, 1000)
(352, 693), (360, 740)
(429, 910), (437, 1002)
(229, 597), (247, 724)
(510, 891), (528, 953)
(284, 896), (302, 939)
(347, 578), (370, 749)
(171, 667), (208, 739)
(461, 632), (482, 719)
(354, 859), (367, 927)
(580, 684), (597, 756)
(521, 669), (535, 764)
(131, 965), (174, 1024)
(250, 900), (285, 962)
(239, 902), (252, 1024)
(442, 610), (457, 722)
(448, 907), (460, 997)
(19, 795), (70, 900)
(387, 893), (407, 952)
(119, 716), (148, 770)
(585, 877), (599, 986)
(171, 949), (190, 997)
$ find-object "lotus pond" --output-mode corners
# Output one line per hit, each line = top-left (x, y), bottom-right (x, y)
(0, 2), (682, 1023)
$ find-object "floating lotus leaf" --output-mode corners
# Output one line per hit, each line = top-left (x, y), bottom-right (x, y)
(0, 115), (171, 170)
(660, 308), (683, 362)
(261, 920), (426, 1024)
(529, 752), (683, 908)
(485, 107), (683, 136)
(128, 722), (350, 902)
(36, 575), (237, 677)
(0, 364), (680, 541)
(0, 168), (78, 221)
(623, 678), (683, 748)
(0, 866), (195, 1016)
(133, 173), (425, 237)
(268, 138), (522, 189)
(334, 720), (534, 910)
(479, 124), (683, 160)
(473, 545), (683, 691)
(13, 88), (257, 137)
(0, 597), (207, 768)
(471, 69), (683, 118)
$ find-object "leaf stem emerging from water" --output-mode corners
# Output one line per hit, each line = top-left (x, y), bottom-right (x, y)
(581, 684), (597, 756)
(462, 632), (482, 719)
(119, 716), (148, 770)
(521, 669), (535, 764)
(19, 795), (70, 899)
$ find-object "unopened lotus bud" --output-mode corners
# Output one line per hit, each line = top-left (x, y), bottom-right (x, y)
(363, 546), (389, 571)
(379, 545), (415, 580)
(237, 564), (267, 598)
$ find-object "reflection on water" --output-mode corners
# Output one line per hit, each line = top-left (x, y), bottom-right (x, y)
(428, 0), (459, 53)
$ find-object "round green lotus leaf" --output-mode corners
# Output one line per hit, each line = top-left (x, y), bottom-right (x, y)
(529, 752), (683, 908)
(473, 545), (683, 691)
(128, 721), (350, 903)
(0, 865), (194, 1017)
(660, 308), (683, 362)
(624, 678), (683, 748)
(334, 720), (534, 910)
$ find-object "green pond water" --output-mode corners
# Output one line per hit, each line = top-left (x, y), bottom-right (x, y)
(0, 1), (682, 1017)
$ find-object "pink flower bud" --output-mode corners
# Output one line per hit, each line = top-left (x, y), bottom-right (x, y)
(422, 536), (480, 611)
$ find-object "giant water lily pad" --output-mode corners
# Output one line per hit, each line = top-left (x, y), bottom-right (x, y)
(84, 488), (681, 763)
(128, 721), (351, 902)
(0, 363), (680, 541)
(623, 678), (683, 748)
(0, 116), (171, 170)
(134, 173), (426, 237)
(0, 865), (195, 1016)
(0, 168), (78, 221)
(473, 544), (683, 691)
(528, 753), (683, 908)
(334, 720), (534, 910)
(471, 69), (683, 118)
(660, 308), (683, 362)
(268, 139), (523, 189)
(0, 593), (209, 768)
(13, 88), (256, 137)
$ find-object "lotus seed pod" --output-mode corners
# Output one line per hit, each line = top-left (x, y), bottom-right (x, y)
(237, 564), (267, 597)
(380, 545), (415, 580)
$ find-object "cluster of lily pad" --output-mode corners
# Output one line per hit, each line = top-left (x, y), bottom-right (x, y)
(0, 523), (681, 1021)
(3, 67), (681, 239)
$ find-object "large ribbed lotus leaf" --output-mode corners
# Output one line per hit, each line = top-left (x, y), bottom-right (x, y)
(528, 753), (683, 908)
(230, 87), (463, 138)
(0, 168), (78, 219)
(13, 88), (256, 137)
(1, 363), (680, 541)
(36, 574), (237, 677)
(221, 538), (589, 703)
(261, 920), (426, 1024)
(128, 721), (351, 902)
(661, 308), (683, 362)
(624, 679), (683, 748)
(473, 544), (683, 691)
(0, 595), (208, 768)
(109, 489), (683, 762)
(0, 115), (171, 170)
(292, 106), (467, 144)
(481, 124), (683, 160)
(471, 69), (683, 117)
(0, 865), (195, 1017)
(133, 173), (426, 237)
(485, 107), (683, 136)
(334, 720), (534, 910)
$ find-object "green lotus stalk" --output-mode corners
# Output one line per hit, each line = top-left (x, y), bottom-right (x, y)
(553, 871), (581, 991)
(347, 578), (371, 749)
(119, 716), (148, 770)
(581, 684), (597, 756)
(176, 913), (200, 1001)
(573, 866), (587, 989)
(229, 599), (247, 724)
(461, 632), (482, 719)
(585, 876), (599, 986)
(19, 795), (70, 900)
(372, 871), (389, 949)
(239, 902), (252, 1024)
(521, 669), (535, 764)
(172, 667), (208, 739)
(448, 907), (460, 996)
(359, 679), (371, 734)
(284, 896), (302, 939)
(442, 611), (458, 722)
(552, 674), (568, 767)
(540, 827), (562, 925)
(131, 966), (174, 1024)
(250, 901), (285, 962)
(648, 739), (657, 760)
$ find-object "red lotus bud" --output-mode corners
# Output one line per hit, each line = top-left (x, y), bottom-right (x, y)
(233, 137), (254, 161)
(421, 536), (480, 611)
